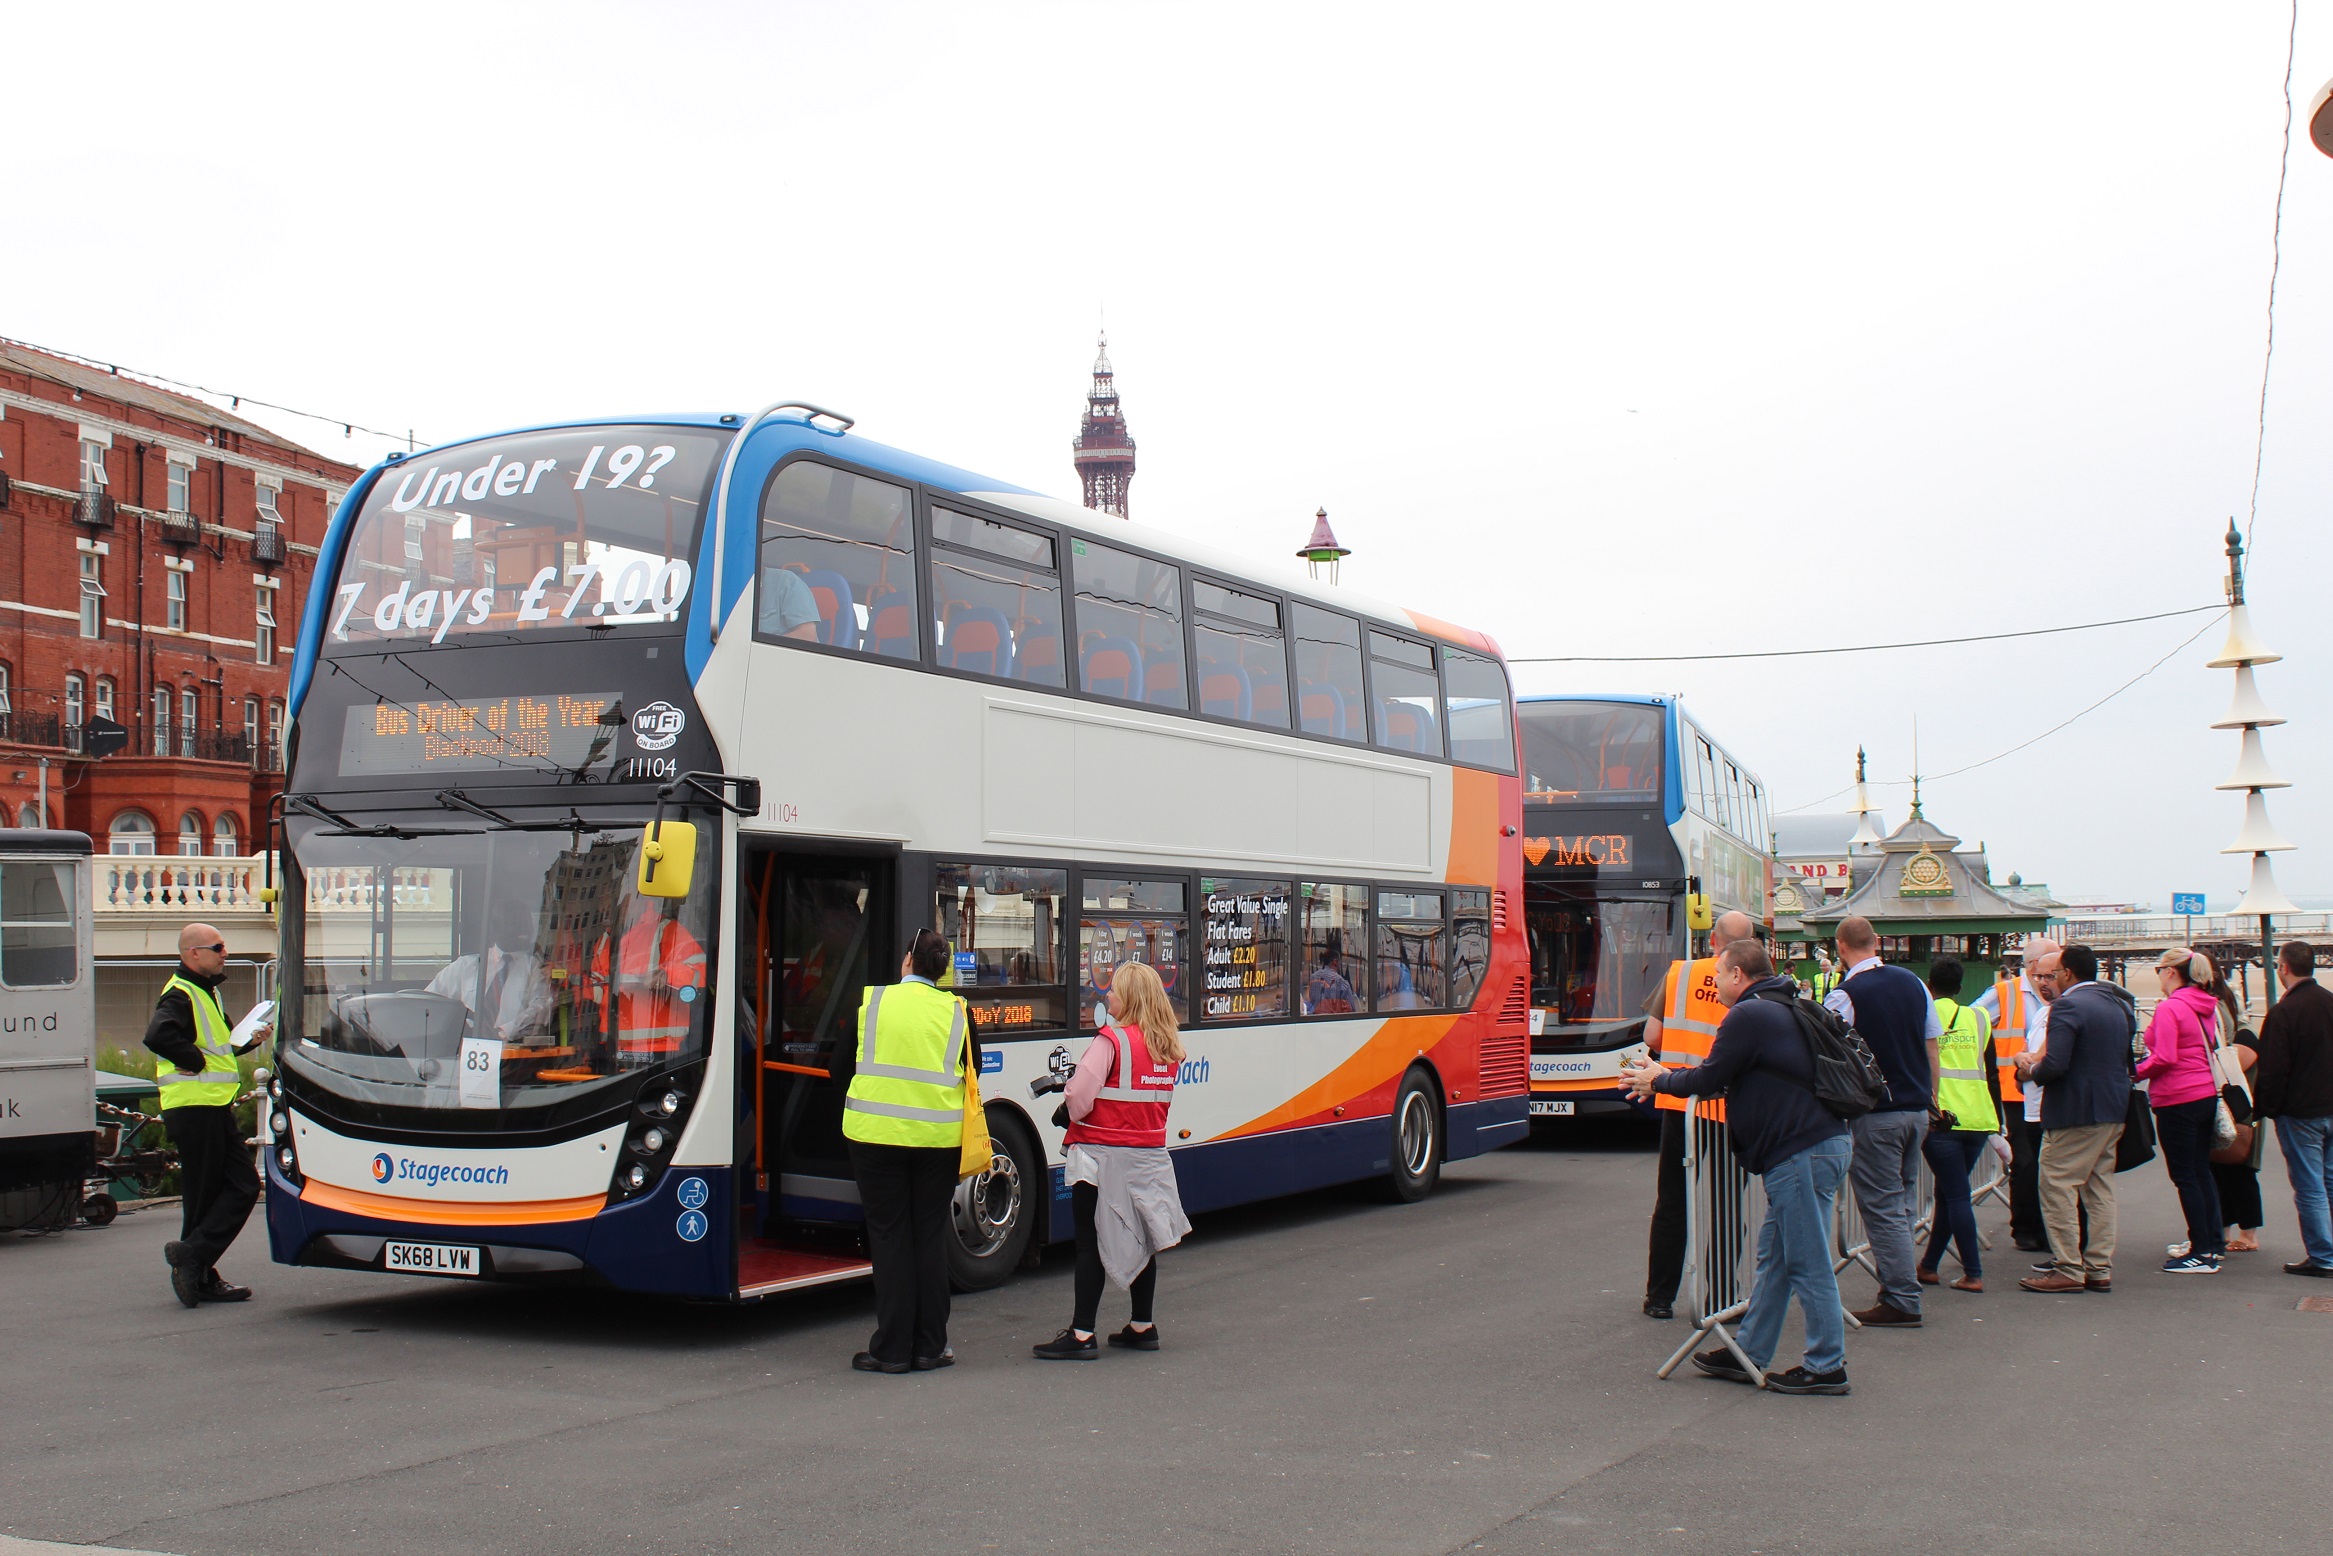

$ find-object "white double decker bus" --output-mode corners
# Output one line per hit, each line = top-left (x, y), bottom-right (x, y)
(265, 407), (1529, 1298)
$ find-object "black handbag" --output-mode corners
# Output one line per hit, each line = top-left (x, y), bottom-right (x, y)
(2114, 1083), (2157, 1173)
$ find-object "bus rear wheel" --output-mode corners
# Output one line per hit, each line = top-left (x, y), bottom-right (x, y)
(947, 1109), (1038, 1291)
(1379, 1069), (1444, 1203)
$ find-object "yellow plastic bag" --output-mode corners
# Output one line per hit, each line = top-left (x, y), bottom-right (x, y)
(958, 1044), (994, 1181)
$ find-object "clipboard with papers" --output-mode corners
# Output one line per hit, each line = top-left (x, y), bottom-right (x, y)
(230, 999), (276, 1053)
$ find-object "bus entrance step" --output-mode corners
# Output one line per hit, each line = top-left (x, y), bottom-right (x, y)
(739, 1240), (874, 1298)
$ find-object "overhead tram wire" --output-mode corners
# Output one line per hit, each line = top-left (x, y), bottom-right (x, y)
(2246, 0), (2301, 556)
(1772, 611), (2224, 814)
(1505, 603), (2223, 665)
(0, 334), (423, 450)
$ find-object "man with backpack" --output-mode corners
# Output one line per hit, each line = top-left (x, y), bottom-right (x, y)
(1620, 939), (1856, 1396)
(1822, 916), (1942, 1329)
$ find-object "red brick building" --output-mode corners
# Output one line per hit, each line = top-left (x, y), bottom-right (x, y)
(0, 341), (361, 855)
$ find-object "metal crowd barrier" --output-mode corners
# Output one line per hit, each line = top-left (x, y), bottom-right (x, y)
(1657, 1104), (1766, 1383)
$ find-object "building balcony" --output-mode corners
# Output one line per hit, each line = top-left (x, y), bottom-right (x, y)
(251, 519), (286, 565)
(76, 488), (116, 530)
(156, 509), (202, 547)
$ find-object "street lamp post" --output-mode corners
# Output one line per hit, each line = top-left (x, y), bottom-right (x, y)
(2212, 524), (2295, 1007)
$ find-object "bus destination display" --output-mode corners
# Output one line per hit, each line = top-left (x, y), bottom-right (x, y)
(339, 693), (620, 777)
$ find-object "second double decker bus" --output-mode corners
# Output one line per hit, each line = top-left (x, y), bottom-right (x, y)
(261, 406), (1529, 1299)
(1513, 695), (1776, 1118)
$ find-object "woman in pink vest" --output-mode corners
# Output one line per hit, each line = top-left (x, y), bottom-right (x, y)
(1033, 961), (1194, 1360)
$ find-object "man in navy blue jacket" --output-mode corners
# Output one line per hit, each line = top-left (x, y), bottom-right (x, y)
(2016, 943), (2134, 1293)
(1622, 939), (1854, 1396)
(1822, 915), (1940, 1328)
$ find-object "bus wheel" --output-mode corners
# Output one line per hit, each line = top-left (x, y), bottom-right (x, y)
(1379, 1070), (1444, 1203)
(947, 1110), (1038, 1291)
(79, 1191), (118, 1227)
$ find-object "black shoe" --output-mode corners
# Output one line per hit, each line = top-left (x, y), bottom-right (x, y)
(1641, 1299), (1674, 1321)
(170, 1262), (203, 1309)
(1690, 1348), (1751, 1384)
(850, 1352), (909, 1374)
(2011, 1234), (2050, 1252)
(911, 1349), (955, 1371)
(199, 1274), (252, 1302)
(1106, 1324), (1160, 1351)
(1764, 1365), (1851, 1396)
(164, 1240), (197, 1268)
(1032, 1328), (1098, 1361)
(2285, 1260), (2333, 1277)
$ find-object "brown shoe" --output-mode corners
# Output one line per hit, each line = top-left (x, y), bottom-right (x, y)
(1916, 1268), (1941, 1286)
(2019, 1272), (2087, 1293)
(1949, 1276), (1983, 1293)
(2085, 1276), (2112, 1293)
(1851, 1299), (1922, 1327)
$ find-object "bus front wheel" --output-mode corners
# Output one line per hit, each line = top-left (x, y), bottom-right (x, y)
(1379, 1069), (1444, 1203)
(947, 1108), (1039, 1291)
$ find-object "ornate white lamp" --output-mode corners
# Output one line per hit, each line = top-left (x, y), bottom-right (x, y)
(2212, 523), (2297, 1000)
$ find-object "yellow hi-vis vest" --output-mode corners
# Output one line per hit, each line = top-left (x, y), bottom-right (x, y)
(155, 973), (241, 1110)
(1933, 998), (1998, 1134)
(1653, 956), (1727, 1120)
(1990, 977), (2027, 1102)
(842, 979), (969, 1149)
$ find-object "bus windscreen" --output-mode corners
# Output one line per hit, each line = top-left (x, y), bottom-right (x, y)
(1520, 701), (1664, 804)
(328, 426), (727, 649)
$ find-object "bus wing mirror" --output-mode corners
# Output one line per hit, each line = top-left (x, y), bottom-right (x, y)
(1686, 893), (1713, 932)
(636, 820), (698, 899)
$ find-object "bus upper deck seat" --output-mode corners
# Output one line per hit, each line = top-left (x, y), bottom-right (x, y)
(1144, 657), (1186, 708)
(802, 569), (859, 650)
(1378, 700), (1435, 752)
(1298, 680), (1349, 740)
(866, 585), (915, 658)
(944, 606), (1015, 677)
(1199, 662), (1253, 721)
(1015, 626), (1064, 685)
(1081, 637), (1143, 700)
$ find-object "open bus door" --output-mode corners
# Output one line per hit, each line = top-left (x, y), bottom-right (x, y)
(735, 849), (890, 1298)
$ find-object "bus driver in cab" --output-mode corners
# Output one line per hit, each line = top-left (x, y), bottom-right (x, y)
(592, 893), (708, 1064)
(428, 901), (555, 1044)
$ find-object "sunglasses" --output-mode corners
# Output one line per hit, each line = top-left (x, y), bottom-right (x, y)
(199, 942), (226, 953)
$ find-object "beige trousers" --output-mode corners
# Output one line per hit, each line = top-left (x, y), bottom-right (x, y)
(2038, 1121), (2122, 1278)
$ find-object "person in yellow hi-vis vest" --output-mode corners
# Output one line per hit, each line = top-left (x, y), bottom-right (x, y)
(844, 927), (971, 1374)
(142, 922), (267, 1309)
(1639, 909), (1755, 1320)
(1917, 958), (2000, 1293)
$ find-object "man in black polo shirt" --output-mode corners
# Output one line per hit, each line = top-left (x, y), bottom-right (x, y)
(1822, 916), (1940, 1328)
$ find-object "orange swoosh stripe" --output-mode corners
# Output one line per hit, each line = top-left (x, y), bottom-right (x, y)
(1221, 1014), (1459, 1138)
(301, 1179), (607, 1226)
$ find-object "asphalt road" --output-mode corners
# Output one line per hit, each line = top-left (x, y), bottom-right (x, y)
(5, 1119), (2327, 1556)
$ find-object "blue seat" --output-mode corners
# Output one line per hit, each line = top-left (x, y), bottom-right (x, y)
(1015, 627), (1064, 687)
(1081, 636), (1143, 700)
(801, 569), (858, 650)
(1199, 662), (1253, 721)
(944, 605), (1016, 677)
(866, 584), (915, 658)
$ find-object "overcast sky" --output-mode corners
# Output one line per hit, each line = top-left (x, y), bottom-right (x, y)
(12, 3), (2331, 905)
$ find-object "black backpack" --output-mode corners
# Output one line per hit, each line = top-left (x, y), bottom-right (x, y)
(1752, 985), (1890, 1120)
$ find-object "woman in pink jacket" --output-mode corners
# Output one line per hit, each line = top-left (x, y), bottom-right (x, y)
(2144, 949), (2228, 1273)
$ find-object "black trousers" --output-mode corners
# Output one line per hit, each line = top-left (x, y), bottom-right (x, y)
(2007, 1115), (2046, 1241)
(848, 1140), (956, 1365)
(164, 1104), (258, 1270)
(1646, 1108), (1687, 1306)
(2155, 1098), (2226, 1257)
(2212, 1155), (2263, 1231)
(1070, 1180), (1157, 1334)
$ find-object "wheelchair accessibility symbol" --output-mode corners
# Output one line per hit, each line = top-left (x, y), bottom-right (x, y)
(676, 1176), (709, 1210)
(676, 1209), (708, 1242)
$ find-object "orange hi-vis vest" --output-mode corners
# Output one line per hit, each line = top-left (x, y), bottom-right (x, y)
(1990, 977), (2027, 1103)
(593, 915), (708, 1057)
(1654, 956), (1727, 1120)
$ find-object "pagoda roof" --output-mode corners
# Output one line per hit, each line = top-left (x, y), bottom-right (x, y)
(1801, 803), (2048, 931)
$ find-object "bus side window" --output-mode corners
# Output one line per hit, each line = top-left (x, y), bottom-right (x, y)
(1449, 889), (1491, 1009)
(1440, 648), (1514, 772)
(1192, 581), (1289, 729)
(1367, 631), (1443, 758)
(757, 462), (918, 659)
(1373, 889), (1447, 1010)
(934, 862), (1069, 1034)
(1291, 604), (1363, 741)
(1073, 542), (1186, 710)
(0, 860), (77, 988)
(1296, 882), (1368, 1015)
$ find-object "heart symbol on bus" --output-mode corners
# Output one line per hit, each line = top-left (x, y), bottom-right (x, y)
(1522, 837), (1551, 866)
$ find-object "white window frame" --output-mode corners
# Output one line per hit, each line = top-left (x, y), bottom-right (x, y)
(180, 687), (198, 757)
(255, 478), (282, 524)
(212, 813), (240, 857)
(255, 577), (279, 663)
(94, 677), (114, 722)
(64, 675), (84, 729)
(0, 664), (11, 719)
(166, 453), (195, 515)
(79, 438), (109, 490)
(166, 568), (188, 632)
(78, 554), (104, 639)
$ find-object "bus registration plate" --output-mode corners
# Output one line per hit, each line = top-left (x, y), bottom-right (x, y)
(384, 1241), (482, 1276)
(1528, 1099), (1574, 1117)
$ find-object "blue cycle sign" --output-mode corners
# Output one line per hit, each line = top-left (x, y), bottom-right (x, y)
(2172, 893), (2206, 917)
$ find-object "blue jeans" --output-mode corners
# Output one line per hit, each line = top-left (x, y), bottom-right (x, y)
(1920, 1130), (1985, 1279)
(1737, 1134), (1852, 1375)
(2276, 1115), (2333, 1266)
(1850, 1109), (1925, 1313)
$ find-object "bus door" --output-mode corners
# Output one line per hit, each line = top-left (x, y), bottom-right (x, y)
(742, 852), (889, 1239)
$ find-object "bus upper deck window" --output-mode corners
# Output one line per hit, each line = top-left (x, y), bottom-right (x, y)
(1072, 541), (1185, 710)
(1192, 581), (1289, 729)
(1291, 604), (1364, 741)
(1367, 631), (1443, 759)
(1440, 647), (1514, 772)
(930, 508), (1065, 687)
(758, 462), (919, 659)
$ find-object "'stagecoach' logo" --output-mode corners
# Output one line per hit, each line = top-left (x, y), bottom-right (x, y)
(632, 700), (687, 752)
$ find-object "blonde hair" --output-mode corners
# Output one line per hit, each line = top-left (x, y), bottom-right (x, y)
(1110, 961), (1186, 1066)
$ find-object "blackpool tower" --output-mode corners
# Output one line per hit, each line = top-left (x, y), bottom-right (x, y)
(1072, 331), (1136, 518)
